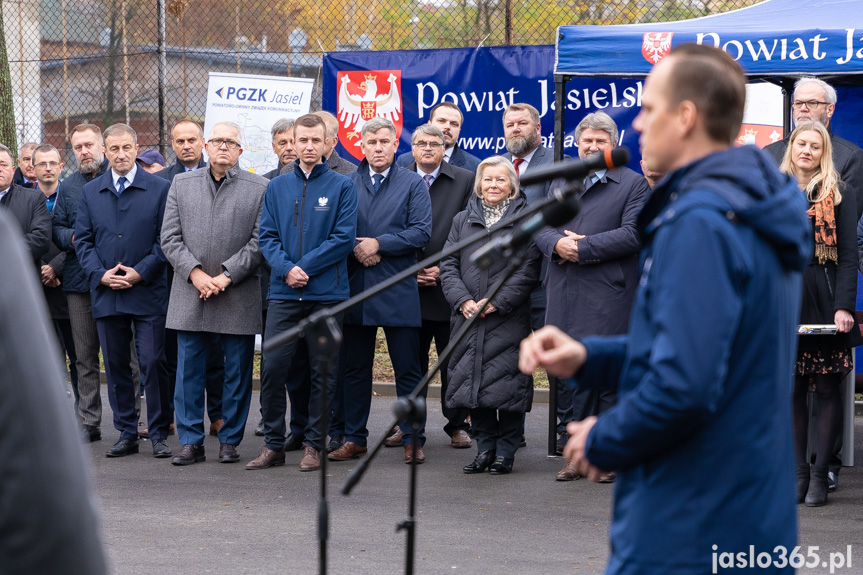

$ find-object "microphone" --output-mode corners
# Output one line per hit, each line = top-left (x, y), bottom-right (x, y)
(518, 147), (630, 187)
(470, 190), (581, 270)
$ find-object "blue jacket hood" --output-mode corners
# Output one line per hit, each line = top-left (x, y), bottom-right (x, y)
(639, 145), (810, 272)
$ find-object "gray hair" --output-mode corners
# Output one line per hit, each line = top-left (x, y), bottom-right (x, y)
(474, 156), (519, 200)
(313, 111), (339, 139)
(574, 111), (618, 145)
(103, 123), (138, 145)
(210, 121), (242, 146)
(794, 77), (837, 105)
(0, 143), (13, 163)
(361, 117), (396, 140)
(270, 118), (295, 140)
(19, 142), (38, 153)
(411, 124), (445, 147)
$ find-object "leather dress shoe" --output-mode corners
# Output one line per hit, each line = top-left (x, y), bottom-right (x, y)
(327, 434), (345, 453)
(172, 444), (205, 465)
(463, 450), (496, 474)
(152, 439), (172, 458)
(404, 444), (425, 464)
(219, 443), (240, 463)
(555, 460), (582, 481)
(384, 428), (405, 447)
(284, 433), (305, 452)
(254, 421), (265, 436)
(82, 424), (101, 443)
(519, 435), (527, 448)
(299, 446), (321, 471)
(597, 472), (617, 483)
(209, 418), (225, 436)
(451, 429), (472, 449)
(328, 441), (367, 461)
(106, 438), (139, 457)
(245, 446), (285, 470)
(489, 456), (514, 475)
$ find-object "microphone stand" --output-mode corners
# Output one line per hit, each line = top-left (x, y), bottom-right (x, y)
(263, 180), (582, 575)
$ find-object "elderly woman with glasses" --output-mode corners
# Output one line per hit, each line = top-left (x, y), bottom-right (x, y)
(440, 156), (540, 475)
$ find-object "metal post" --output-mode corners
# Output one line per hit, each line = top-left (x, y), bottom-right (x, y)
(157, 0), (167, 157)
(121, 0), (130, 125)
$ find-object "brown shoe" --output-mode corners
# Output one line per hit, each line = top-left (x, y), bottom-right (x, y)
(245, 445), (286, 470)
(299, 446), (321, 471)
(328, 441), (368, 461)
(555, 460), (582, 481)
(451, 429), (472, 449)
(404, 445), (425, 464)
(384, 428), (405, 447)
(172, 444), (205, 466)
(209, 418), (225, 436)
(597, 472), (617, 483)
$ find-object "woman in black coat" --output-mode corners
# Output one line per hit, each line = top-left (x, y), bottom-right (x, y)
(780, 120), (862, 507)
(440, 156), (540, 475)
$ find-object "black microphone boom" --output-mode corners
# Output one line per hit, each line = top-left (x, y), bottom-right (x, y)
(518, 147), (630, 187)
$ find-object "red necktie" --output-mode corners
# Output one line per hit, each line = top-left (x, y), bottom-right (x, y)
(513, 158), (525, 179)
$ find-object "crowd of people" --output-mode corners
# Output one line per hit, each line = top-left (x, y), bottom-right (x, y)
(1, 57), (861, 510)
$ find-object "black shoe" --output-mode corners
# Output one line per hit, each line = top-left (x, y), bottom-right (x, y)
(172, 444), (206, 466)
(827, 471), (838, 493)
(796, 463), (810, 503)
(805, 465), (828, 507)
(489, 456), (514, 475)
(327, 434), (345, 453)
(463, 450), (496, 474)
(82, 424), (101, 443)
(218, 443), (240, 463)
(152, 439), (172, 458)
(555, 432), (569, 455)
(106, 438), (139, 457)
(519, 435), (526, 448)
(254, 421), (265, 437)
(284, 433), (305, 452)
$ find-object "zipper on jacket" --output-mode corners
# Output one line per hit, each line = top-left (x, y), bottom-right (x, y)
(298, 178), (308, 300)
(293, 200), (299, 227)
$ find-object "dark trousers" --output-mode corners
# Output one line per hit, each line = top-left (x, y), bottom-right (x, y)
(560, 387), (617, 427)
(165, 327), (225, 424)
(261, 301), (341, 451)
(53, 317), (78, 393)
(471, 408), (522, 459)
(96, 314), (169, 441)
(343, 324), (424, 447)
(174, 331), (253, 446)
(419, 319), (468, 435)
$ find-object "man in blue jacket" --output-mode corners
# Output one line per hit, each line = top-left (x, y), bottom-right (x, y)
(520, 44), (809, 574)
(75, 123), (172, 459)
(329, 117), (432, 465)
(248, 114), (358, 472)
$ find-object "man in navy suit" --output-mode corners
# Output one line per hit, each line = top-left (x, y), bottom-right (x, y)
(396, 102), (481, 173)
(75, 123), (172, 459)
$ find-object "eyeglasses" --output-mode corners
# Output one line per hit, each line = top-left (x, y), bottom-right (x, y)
(35, 161), (60, 169)
(208, 138), (241, 150)
(413, 140), (443, 149)
(792, 100), (829, 110)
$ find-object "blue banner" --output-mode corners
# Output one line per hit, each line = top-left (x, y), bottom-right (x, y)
(322, 46), (645, 170)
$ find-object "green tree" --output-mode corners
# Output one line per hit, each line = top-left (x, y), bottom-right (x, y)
(0, 0), (18, 152)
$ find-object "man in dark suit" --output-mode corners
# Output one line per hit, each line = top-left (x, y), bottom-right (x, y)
(12, 142), (38, 188)
(764, 77), (863, 492)
(396, 102), (481, 173)
(0, 143), (51, 267)
(155, 119), (208, 180)
(389, 123), (474, 450)
(535, 112), (649, 482)
(764, 77), (863, 220)
(263, 118), (297, 180)
(75, 123), (172, 459)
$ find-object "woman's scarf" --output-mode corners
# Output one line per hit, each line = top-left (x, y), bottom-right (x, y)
(481, 198), (511, 227)
(807, 189), (838, 265)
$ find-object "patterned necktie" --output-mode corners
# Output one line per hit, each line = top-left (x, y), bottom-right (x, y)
(423, 174), (434, 189)
(372, 173), (383, 192)
(116, 176), (127, 195)
(513, 158), (525, 179)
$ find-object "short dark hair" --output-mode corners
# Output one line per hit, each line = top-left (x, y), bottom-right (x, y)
(171, 118), (203, 137)
(293, 113), (327, 135)
(664, 44), (746, 144)
(33, 144), (60, 161)
(429, 102), (463, 124)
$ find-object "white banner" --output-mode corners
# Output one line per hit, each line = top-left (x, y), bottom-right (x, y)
(203, 72), (315, 175)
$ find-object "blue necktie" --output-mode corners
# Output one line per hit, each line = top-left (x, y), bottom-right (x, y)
(116, 176), (128, 195)
(372, 173), (383, 192)
(423, 174), (434, 189)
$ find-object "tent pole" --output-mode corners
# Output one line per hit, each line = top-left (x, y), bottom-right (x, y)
(553, 74), (568, 162)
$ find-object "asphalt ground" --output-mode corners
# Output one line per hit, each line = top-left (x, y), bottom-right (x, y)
(85, 387), (863, 575)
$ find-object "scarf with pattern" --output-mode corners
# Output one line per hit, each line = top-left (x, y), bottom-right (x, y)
(482, 198), (511, 227)
(806, 190), (838, 265)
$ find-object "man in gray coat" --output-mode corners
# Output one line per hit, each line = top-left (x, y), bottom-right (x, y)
(161, 121), (268, 465)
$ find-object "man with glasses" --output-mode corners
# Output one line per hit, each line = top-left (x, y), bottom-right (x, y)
(13, 142), (38, 188)
(0, 143), (51, 266)
(162, 122), (269, 466)
(388, 123), (474, 450)
(765, 77), (863, 219)
(397, 102), (481, 173)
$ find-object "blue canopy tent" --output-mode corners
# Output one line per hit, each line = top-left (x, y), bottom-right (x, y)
(552, 0), (863, 160)
(552, 0), (862, 464)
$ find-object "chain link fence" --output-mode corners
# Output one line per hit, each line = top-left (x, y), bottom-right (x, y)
(3, 0), (763, 168)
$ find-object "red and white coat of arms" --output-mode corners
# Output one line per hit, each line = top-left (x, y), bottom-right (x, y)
(337, 70), (402, 161)
(642, 32), (674, 65)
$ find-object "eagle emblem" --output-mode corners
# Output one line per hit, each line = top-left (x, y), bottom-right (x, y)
(337, 70), (402, 161)
(642, 32), (673, 65)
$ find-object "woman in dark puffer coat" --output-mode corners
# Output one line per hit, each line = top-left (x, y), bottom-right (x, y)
(440, 156), (541, 475)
